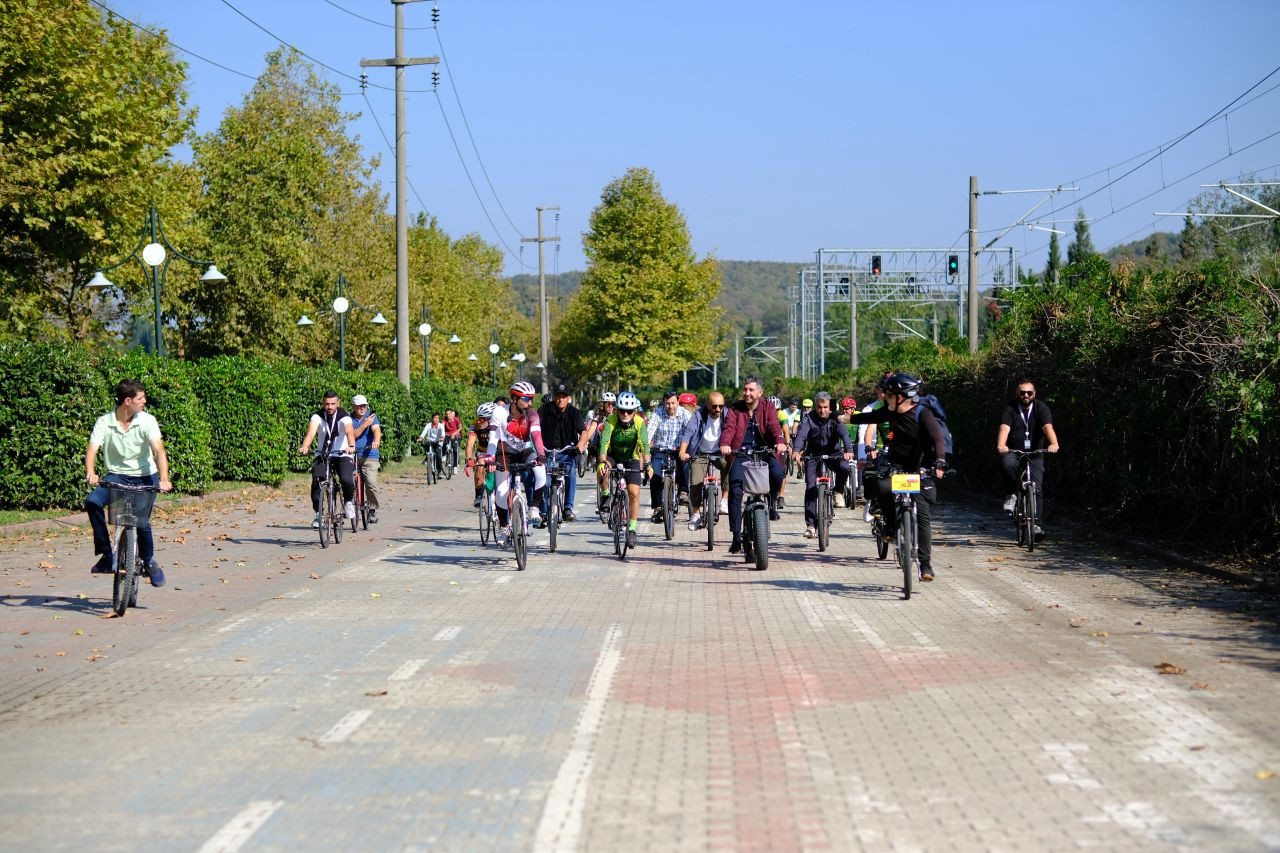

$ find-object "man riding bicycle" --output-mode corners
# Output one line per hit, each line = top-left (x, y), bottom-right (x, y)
(350, 394), (382, 523)
(791, 392), (854, 539)
(537, 383), (587, 523)
(997, 378), (1059, 539)
(678, 390), (728, 531)
(443, 408), (463, 473)
(484, 381), (548, 544)
(843, 373), (946, 581)
(298, 390), (358, 530)
(85, 379), (173, 586)
(646, 390), (691, 522)
(720, 377), (787, 554)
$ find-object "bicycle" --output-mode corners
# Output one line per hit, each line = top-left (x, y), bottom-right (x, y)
(605, 463), (635, 560)
(687, 452), (724, 551)
(444, 435), (460, 477)
(803, 453), (844, 552)
(470, 461), (497, 545)
(888, 466), (934, 600)
(544, 446), (576, 554)
(653, 448), (681, 541)
(316, 453), (348, 548)
(103, 481), (161, 617)
(351, 456), (370, 532)
(492, 458), (539, 571)
(1008, 449), (1046, 552)
(423, 441), (444, 485)
(738, 447), (774, 571)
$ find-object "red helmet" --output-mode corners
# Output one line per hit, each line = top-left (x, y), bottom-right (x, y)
(509, 381), (536, 398)
(677, 392), (697, 406)
(840, 397), (857, 409)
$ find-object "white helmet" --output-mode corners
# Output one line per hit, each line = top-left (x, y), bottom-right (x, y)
(600, 391), (617, 403)
(476, 403), (496, 419)
(616, 391), (642, 411)
(767, 395), (781, 408)
(509, 380), (536, 398)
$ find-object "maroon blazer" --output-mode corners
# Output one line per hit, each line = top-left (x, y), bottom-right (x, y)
(720, 398), (784, 453)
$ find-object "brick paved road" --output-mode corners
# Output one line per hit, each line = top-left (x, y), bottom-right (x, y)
(1, 467), (1278, 851)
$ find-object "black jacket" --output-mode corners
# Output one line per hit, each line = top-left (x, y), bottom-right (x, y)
(537, 401), (587, 451)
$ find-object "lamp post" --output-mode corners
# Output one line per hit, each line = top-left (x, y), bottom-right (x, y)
(418, 306), (432, 380)
(86, 203), (225, 356)
(488, 341), (500, 388)
(297, 273), (386, 370)
(512, 352), (527, 379)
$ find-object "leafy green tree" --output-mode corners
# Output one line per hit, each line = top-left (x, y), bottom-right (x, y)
(1045, 231), (1062, 284)
(0, 0), (192, 342)
(1067, 207), (1096, 266)
(553, 167), (721, 386)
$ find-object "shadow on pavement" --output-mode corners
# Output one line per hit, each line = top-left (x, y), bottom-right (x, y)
(0, 593), (111, 613)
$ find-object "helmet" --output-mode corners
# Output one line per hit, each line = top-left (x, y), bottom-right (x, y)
(877, 372), (894, 391)
(840, 397), (857, 409)
(616, 391), (642, 411)
(541, 393), (553, 406)
(678, 392), (697, 406)
(648, 399), (659, 409)
(351, 394), (368, 406)
(885, 372), (922, 399)
(768, 396), (781, 408)
(509, 380), (536, 398)
(476, 403), (496, 419)
(600, 391), (617, 403)
(802, 398), (813, 408)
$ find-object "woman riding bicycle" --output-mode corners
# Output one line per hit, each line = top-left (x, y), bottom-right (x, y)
(596, 391), (649, 548)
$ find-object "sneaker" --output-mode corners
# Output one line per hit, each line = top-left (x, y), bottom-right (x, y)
(367, 508), (378, 524)
(834, 493), (846, 508)
(777, 496), (786, 509)
(687, 510), (703, 531)
(650, 508), (664, 523)
(344, 501), (355, 520)
(626, 529), (637, 547)
(769, 508), (781, 521)
(473, 495), (483, 508)
(1003, 495), (1016, 513)
(862, 506), (874, 523)
(678, 492), (690, 508)
(720, 497), (729, 515)
(145, 560), (166, 588)
(728, 537), (742, 554)
(311, 513), (321, 529)
(563, 508), (577, 522)
(804, 526), (816, 539)
(1034, 525), (1045, 541)
(882, 529), (897, 544)
(921, 564), (935, 582)
(91, 556), (113, 574)
(497, 526), (510, 547)
(530, 506), (543, 526)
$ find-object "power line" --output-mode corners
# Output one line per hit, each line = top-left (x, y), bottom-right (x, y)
(89, 0), (257, 80)
(319, 0), (432, 30)
(360, 89), (431, 218)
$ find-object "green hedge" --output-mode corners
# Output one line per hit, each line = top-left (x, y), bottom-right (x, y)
(192, 355), (291, 486)
(0, 340), (109, 509)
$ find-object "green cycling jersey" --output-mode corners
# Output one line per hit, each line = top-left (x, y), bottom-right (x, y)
(599, 412), (649, 462)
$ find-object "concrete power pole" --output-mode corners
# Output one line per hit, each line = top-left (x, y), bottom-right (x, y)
(521, 206), (559, 394)
(361, 1), (438, 389)
(968, 175), (979, 354)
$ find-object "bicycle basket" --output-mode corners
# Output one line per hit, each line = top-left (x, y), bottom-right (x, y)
(742, 460), (771, 495)
(107, 488), (153, 526)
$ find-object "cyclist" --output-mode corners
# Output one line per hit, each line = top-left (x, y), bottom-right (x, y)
(842, 373), (946, 581)
(537, 383), (587, 522)
(830, 396), (858, 507)
(646, 390), (691, 522)
(791, 392), (854, 539)
(859, 374), (894, 522)
(464, 403), (497, 507)
(596, 391), (649, 547)
(678, 391), (698, 415)
(801, 398), (814, 418)
(581, 392), (617, 512)
(443, 408), (463, 473)
(779, 398), (802, 443)
(350, 394), (382, 523)
(767, 395), (792, 509)
(678, 390), (729, 530)
(485, 381), (547, 543)
(417, 413), (446, 475)
(997, 378), (1059, 539)
(298, 390), (358, 529)
(720, 376), (787, 554)
(85, 379), (173, 585)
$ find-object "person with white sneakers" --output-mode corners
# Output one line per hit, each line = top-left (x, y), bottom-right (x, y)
(678, 390), (730, 531)
(298, 390), (357, 529)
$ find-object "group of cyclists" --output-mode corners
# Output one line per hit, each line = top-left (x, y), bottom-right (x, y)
(82, 371), (1059, 587)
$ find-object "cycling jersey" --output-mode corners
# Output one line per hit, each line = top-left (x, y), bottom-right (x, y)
(599, 412), (649, 462)
(487, 407), (546, 458)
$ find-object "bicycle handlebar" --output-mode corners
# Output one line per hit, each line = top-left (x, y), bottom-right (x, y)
(101, 482), (163, 492)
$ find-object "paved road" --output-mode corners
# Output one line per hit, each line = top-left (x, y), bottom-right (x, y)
(1, 465), (1278, 851)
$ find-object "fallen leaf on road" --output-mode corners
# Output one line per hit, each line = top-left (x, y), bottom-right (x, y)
(56, 651), (66, 656)
(309, 573), (320, 580)
(1091, 631), (1109, 638)
(86, 654), (104, 662)
(370, 592), (381, 598)
(236, 562), (247, 567)
(174, 536), (186, 545)
(1023, 606), (1037, 611)
(288, 554), (307, 561)
(219, 578), (228, 584)
(364, 689), (388, 697)
(1257, 770), (1275, 780)
(73, 629), (83, 636)
(987, 556), (1007, 563)
(38, 560), (58, 570)
(179, 528), (191, 534)
(35, 667), (44, 672)
(1189, 745), (1206, 751)
(76, 593), (87, 599)
(235, 656), (248, 662)
(1191, 682), (1210, 690)
(1156, 662), (1186, 675)
(449, 581), (458, 586)
(1068, 622), (1081, 629)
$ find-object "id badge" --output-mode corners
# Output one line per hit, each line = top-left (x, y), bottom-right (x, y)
(1023, 436), (1032, 451)
(891, 473), (921, 494)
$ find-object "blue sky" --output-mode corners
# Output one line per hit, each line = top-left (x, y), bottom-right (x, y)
(107, 0), (1280, 277)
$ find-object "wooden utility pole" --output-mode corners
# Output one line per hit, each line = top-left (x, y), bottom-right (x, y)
(967, 175), (979, 353)
(521, 205), (559, 394)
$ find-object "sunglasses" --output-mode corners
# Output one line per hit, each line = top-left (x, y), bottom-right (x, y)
(514, 395), (535, 402)
(1017, 390), (1035, 397)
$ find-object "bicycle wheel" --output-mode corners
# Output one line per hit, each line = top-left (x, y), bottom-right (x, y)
(331, 483), (344, 544)
(1015, 490), (1028, 547)
(618, 496), (631, 562)
(1025, 487), (1037, 553)
(478, 494), (491, 545)
(548, 483), (562, 553)
(897, 507), (915, 600)
(113, 526), (137, 617)
(874, 516), (889, 560)
(751, 504), (770, 570)
(742, 504), (756, 564)
(444, 453), (453, 480)
(662, 476), (675, 541)
(350, 481), (359, 533)
(705, 484), (718, 551)
(610, 494), (623, 556)
(511, 499), (527, 571)
(816, 483), (830, 552)
(128, 559), (140, 607)
(319, 483), (331, 549)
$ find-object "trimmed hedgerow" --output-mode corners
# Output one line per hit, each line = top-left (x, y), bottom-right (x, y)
(191, 355), (290, 486)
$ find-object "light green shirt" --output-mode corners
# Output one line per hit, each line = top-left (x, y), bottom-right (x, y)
(89, 410), (161, 476)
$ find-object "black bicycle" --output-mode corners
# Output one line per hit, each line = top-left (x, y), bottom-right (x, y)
(888, 466), (933, 600)
(803, 453), (844, 552)
(444, 435), (460, 476)
(652, 449), (681, 541)
(605, 463), (635, 560)
(351, 456), (370, 532)
(687, 452), (724, 552)
(103, 482), (161, 617)
(423, 441), (444, 485)
(317, 454), (348, 548)
(738, 448), (774, 571)
(1008, 449), (1046, 552)
(544, 446), (575, 553)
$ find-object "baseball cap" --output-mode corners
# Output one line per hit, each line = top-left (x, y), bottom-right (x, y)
(351, 394), (368, 406)
(554, 383), (571, 396)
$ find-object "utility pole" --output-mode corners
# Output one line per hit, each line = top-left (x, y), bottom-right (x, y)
(361, 1), (438, 389)
(521, 205), (559, 394)
(734, 333), (740, 388)
(968, 175), (979, 354)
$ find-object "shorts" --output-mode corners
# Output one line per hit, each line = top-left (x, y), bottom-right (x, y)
(603, 455), (644, 486)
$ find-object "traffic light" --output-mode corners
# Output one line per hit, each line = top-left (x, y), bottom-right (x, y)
(871, 255), (881, 276)
(948, 254), (959, 275)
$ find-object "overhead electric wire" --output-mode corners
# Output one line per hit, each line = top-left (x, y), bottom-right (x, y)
(319, 0), (433, 30)
(88, 0), (257, 80)
(360, 91), (432, 218)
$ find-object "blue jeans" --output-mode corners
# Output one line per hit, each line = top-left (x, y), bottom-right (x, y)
(649, 449), (688, 508)
(541, 451), (578, 514)
(86, 473), (159, 563)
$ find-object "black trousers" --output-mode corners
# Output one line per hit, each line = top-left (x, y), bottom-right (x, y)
(312, 455), (356, 512)
(803, 457), (850, 527)
(1001, 452), (1045, 515)
(875, 475), (937, 566)
(727, 454), (784, 537)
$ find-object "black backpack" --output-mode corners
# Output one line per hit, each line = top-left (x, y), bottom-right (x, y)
(914, 395), (954, 458)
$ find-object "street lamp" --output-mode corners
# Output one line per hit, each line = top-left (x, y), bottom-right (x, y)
(512, 351), (527, 379)
(85, 203), (225, 356)
(296, 273), (387, 370)
(488, 341), (500, 388)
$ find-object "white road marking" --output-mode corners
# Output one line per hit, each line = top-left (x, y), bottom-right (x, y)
(950, 580), (1014, 617)
(216, 616), (251, 634)
(846, 612), (888, 650)
(389, 659), (427, 681)
(534, 625), (623, 852)
(318, 710), (373, 744)
(433, 625), (462, 642)
(910, 630), (941, 651)
(198, 800), (284, 853)
(495, 575), (512, 584)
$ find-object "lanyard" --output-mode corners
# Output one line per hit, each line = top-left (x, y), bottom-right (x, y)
(1020, 404), (1033, 450)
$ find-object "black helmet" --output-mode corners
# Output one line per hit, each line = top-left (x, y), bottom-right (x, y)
(541, 393), (554, 406)
(876, 371), (895, 391)
(885, 372), (922, 398)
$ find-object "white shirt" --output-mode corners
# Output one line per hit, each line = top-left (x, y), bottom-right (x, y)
(697, 415), (723, 454)
(309, 411), (354, 456)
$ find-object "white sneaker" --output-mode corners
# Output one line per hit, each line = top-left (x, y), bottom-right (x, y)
(1002, 495), (1016, 513)
(834, 493), (846, 508)
(804, 526), (816, 539)
(497, 526), (510, 547)
(344, 501), (355, 520)
(687, 510), (703, 531)
(529, 506), (542, 524)
(862, 506), (874, 523)
(719, 497), (729, 515)
(312, 513), (321, 529)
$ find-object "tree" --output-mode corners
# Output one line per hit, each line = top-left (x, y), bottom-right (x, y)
(0, 0), (192, 341)
(1044, 231), (1062, 284)
(1067, 207), (1096, 266)
(553, 167), (721, 386)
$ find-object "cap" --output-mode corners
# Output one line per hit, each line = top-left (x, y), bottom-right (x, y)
(351, 394), (368, 406)
(554, 383), (571, 396)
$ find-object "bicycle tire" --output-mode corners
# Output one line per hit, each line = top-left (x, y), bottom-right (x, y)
(875, 516), (889, 560)
(1015, 490), (1027, 546)
(350, 490), (359, 533)
(331, 485), (344, 544)
(751, 504), (770, 570)
(128, 563), (139, 608)
(742, 504), (756, 564)
(444, 455), (453, 480)
(816, 483), (830, 551)
(512, 499), (527, 571)
(319, 483), (331, 549)
(705, 484), (718, 551)
(610, 495), (623, 556)
(548, 483), (562, 553)
(618, 491), (631, 561)
(1025, 487), (1037, 553)
(113, 526), (137, 617)
(898, 506), (915, 600)
(662, 476), (675, 541)
(360, 501), (369, 530)
(478, 492), (491, 545)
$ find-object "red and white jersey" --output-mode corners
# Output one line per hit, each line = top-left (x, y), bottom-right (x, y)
(487, 407), (545, 458)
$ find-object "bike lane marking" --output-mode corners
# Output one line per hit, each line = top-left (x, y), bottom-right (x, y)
(198, 799), (284, 853)
(433, 625), (462, 642)
(318, 709), (373, 744)
(388, 659), (427, 681)
(533, 625), (623, 851)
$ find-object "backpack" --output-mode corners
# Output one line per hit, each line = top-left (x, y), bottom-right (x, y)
(913, 394), (954, 459)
